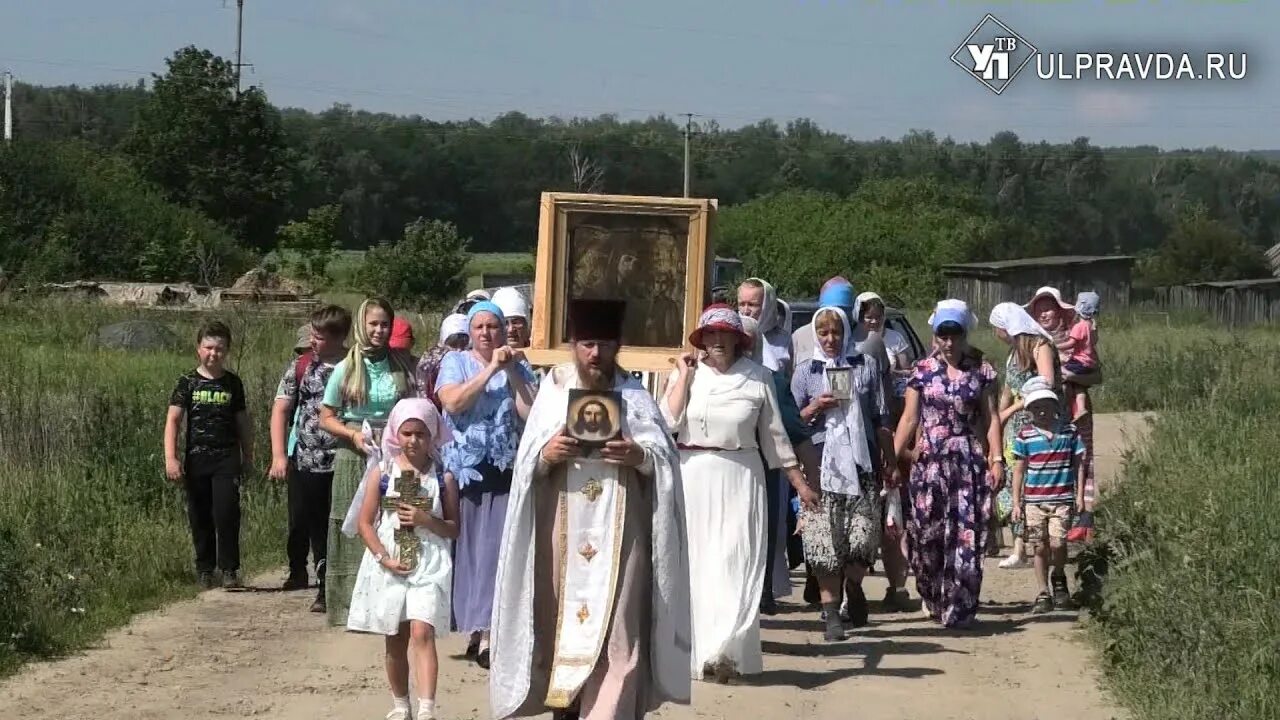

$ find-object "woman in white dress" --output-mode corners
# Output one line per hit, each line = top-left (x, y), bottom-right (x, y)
(348, 398), (460, 720)
(662, 304), (806, 683)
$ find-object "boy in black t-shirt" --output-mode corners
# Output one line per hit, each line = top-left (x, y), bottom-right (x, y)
(165, 320), (254, 589)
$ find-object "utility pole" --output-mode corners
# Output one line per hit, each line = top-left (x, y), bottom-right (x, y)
(233, 0), (245, 99)
(3, 71), (12, 143)
(680, 112), (691, 196)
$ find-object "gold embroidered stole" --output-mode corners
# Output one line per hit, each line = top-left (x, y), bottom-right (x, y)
(544, 457), (627, 708)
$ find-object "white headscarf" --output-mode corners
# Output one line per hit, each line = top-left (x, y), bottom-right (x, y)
(810, 306), (874, 495)
(492, 286), (529, 320)
(854, 291), (883, 317)
(989, 302), (1053, 341)
(744, 277), (780, 333)
(438, 313), (470, 345)
(739, 314), (766, 364)
(777, 299), (793, 335)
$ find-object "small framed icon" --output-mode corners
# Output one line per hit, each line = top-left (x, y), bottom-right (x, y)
(825, 366), (853, 401)
(566, 389), (624, 448)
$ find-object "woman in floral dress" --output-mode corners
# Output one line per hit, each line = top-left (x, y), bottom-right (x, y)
(893, 300), (1002, 628)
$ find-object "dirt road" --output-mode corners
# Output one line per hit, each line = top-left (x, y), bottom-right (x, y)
(0, 413), (1152, 720)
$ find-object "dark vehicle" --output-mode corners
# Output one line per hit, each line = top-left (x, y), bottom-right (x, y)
(785, 299), (927, 366)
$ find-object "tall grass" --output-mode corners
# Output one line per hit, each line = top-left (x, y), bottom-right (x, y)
(0, 303), (301, 673)
(0, 300), (450, 674)
(1082, 334), (1280, 720)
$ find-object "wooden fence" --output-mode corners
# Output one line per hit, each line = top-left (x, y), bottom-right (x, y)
(1149, 282), (1280, 326)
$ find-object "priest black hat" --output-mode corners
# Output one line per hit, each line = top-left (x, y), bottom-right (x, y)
(567, 298), (626, 342)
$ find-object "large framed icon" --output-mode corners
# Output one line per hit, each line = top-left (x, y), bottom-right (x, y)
(524, 192), (717, 372)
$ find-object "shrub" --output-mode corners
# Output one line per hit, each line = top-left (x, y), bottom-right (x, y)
(277, 203), (341, 283)
(357, 218), (471, 310)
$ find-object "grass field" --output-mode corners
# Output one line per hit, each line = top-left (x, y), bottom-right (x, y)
(1, 299), (1278, 720)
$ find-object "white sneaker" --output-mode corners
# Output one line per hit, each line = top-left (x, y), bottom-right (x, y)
(385, 709), (410, 720)
(998, 554), (1026, 569)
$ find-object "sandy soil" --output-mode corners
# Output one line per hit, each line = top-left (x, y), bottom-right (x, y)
(0, 413), (1153, 720)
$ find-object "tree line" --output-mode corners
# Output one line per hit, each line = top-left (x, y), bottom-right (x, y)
(2, 45), (1276, 303)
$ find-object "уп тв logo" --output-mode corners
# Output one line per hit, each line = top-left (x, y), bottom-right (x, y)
(950, 13), (1038, 95)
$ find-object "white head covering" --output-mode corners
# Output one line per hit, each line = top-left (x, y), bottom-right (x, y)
(739, 314), (766, 364)
(777, 299), (793, 335)
(854, 291), (884, 319)
(928, 299), (979, 330)
(466, 289), (491, 301)
(438, 313), (470, 344)
(492, 286), (529, 320)
(989, 302), (1053, 341)
(742, 277), (780, 333)
(809, 306), (873, 495)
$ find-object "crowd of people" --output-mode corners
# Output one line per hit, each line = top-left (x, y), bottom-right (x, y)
(161, 275), (1102, 720)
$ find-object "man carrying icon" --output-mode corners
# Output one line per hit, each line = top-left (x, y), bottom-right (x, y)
(489, 298), (691, 720)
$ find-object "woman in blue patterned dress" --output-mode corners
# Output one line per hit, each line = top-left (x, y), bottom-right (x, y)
(435, 301), (536, 669)
(892, 300), (1002, 629)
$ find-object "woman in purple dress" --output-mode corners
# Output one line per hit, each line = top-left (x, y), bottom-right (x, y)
(892, 300), (1002, 629)
(436, 301), (536, 669)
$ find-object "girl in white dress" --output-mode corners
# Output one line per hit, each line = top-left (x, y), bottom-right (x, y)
(348, 398), (460, 720)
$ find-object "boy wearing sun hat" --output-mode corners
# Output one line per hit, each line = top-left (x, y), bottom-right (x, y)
(1011, 378), (1086, 614)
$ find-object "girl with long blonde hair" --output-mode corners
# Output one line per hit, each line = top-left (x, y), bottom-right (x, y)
(320, 297), (418, 626)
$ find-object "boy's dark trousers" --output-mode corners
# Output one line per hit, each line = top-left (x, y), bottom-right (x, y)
(184, 453), (242, 574)
(287, 461), (333, 585)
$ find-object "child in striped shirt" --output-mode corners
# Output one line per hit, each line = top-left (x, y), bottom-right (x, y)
(1011, 385), (1086, 614)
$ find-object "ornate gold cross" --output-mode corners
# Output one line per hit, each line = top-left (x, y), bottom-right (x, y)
(577, 604), (590, 624)
(581, 477), (603, 502)
(381, 469), (433, 572)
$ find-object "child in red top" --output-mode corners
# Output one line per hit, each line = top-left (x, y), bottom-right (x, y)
(1060, 292), (1101, 420)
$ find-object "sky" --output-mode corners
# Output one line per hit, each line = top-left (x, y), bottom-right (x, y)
(4, 0), (1275, 151)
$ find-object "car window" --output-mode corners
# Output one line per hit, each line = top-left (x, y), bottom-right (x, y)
(885, 315), (924, 363)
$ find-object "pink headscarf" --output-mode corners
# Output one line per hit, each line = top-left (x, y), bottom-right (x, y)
(382, 398), (452, 462)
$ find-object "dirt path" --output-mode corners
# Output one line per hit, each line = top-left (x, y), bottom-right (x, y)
(0, 414), (1152, 720)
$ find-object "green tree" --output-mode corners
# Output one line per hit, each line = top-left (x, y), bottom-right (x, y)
(357, 219), (471, 309)
(0, 141), (250, 284)
(277, 203), (341, 282)
(1137, 204), (1270, 286)
(124, 46), (292, 251)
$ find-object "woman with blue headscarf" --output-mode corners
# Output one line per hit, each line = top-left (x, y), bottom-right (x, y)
(892, 300), (1002, 629)
(435, 301), (536, 668)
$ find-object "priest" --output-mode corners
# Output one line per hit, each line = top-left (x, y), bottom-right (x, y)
(489, 299), (692, 720)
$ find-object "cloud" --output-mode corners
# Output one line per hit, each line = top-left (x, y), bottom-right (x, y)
(1074, 88), (1151, 123)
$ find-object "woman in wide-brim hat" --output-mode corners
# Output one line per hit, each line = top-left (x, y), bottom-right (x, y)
(1024, 286), (1097, 513)
(662, 304), (806, 683)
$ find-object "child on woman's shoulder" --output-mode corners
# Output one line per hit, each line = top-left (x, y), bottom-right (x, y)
(347, 398), (459, 720)
(1060, 292), (1102, 421)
